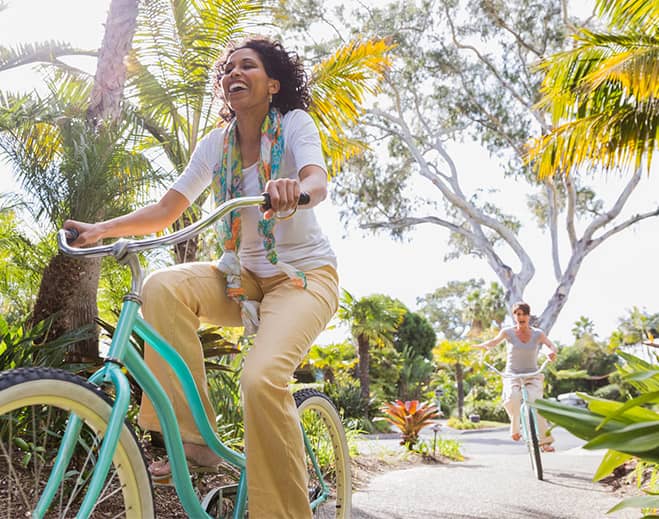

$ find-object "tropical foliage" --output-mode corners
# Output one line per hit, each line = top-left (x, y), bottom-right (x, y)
(307, 38), (393, 175)
(418, 279), (507, 340)
(529, 0), (659, 177)
(0, 82), (163, 360)
(534, 350), (659, 516)
(381, 399), (440, 450)
(338, 290), (405, 406)
(433, 339), (480, 420)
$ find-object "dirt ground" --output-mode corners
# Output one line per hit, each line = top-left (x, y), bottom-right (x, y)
(149, 447), (447, 517)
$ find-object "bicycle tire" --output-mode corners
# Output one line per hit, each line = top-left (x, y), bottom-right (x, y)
(527, 407), (543, 480)
(0, 367), (154, 518)
(294, 388), (352, 518)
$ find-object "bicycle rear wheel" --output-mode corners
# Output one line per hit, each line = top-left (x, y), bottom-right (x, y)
(295, 388), (352, 519)
(0, 367), (153, 518)
(527, 408), (543, 480)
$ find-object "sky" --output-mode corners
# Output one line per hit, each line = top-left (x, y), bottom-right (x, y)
(1, 0), (658, 346)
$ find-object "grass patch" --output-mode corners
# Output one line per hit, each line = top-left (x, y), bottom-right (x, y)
(446, 417), (508, 430)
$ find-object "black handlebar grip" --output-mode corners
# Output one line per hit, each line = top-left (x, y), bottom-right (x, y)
(262, 192), (310, 211)
(64, 228), (79, 244)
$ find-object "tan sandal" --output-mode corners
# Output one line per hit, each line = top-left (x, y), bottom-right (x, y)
(149, 457), (220, 483)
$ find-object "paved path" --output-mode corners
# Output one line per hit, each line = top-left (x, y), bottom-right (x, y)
(351, 426), (636, 519)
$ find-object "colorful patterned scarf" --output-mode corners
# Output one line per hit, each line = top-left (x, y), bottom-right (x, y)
(212, 107), (307, 334)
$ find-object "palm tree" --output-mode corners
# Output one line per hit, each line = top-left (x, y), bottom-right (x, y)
(0, 79), (161, 361)
(127, 0), (392, 262)
(432, 339), (478, 421)
(528, 0), (659, 178)
(26, 0), (140, 361)
(87, 0), (139, 124)
(338, 290), (405, 410)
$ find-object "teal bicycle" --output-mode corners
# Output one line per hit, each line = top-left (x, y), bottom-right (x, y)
(0, 194), (352, 518)
(482, 353), (550, 481)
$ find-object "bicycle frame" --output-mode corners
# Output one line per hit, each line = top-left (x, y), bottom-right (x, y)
(482, 356), (550, 443)
(518, 383), (536, 443)
(34, 194), (327, 518)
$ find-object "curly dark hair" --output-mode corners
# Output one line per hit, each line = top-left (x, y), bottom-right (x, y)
(214, 37), (311, 121)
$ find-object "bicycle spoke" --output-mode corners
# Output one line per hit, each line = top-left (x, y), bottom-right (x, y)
(0, 420), (32, 510)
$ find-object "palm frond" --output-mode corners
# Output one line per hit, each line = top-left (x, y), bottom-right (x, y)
(596, 0), (659, 33)
(537, 30), (659, 120)
(0, 77), (166, 227)
(309, 38), (394, 176)
(0, 40), (96, 73)
(584, 44), (659, 102)
(528, 100), (659, 178)
(130, 0), (262, 172)
(530, 2), (659, 177)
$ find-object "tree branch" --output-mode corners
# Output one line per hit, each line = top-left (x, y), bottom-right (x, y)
(545, 179), (562, 280)
(586, 207), (659, 254)
(564, 175), (577, 248)
(582, 167), (643, 242)
(444, 5), (532, 111)
(482, 0), (543, 58)
(560, 0), (578, 33)
(361, 215), (517, 288)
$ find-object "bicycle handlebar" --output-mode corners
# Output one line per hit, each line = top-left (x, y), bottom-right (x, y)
(58, 193), (310, 259)
(480, 350), (550, 379)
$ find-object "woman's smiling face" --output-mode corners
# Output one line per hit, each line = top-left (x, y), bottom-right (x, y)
(220, 48), (279, 113)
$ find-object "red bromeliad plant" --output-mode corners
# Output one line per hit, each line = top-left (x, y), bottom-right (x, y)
(382, 400), (440, 450)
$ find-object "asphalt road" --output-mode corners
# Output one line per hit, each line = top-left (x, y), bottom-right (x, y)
(351, 426), (637, 519)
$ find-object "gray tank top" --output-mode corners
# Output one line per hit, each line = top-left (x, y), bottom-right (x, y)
(504, 327), (543, 374)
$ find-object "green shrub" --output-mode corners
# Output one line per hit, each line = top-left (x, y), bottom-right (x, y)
(535, 351), (659, 516)
(446, 417), (479, 430)
(466, 400), (509, 423)
(0, 314), (93, 372)
(324, 372), (380, 421)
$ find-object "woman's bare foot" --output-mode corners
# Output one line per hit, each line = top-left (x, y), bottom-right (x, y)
(149, 443), (222, 477)
(541, 444), (555, 452)
(511, 432), (521, 441)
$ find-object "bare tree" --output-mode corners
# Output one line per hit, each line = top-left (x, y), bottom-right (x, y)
(278, 0), (659, 333)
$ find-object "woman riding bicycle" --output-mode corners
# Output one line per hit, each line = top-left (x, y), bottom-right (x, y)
(474, 302), (558, 452)
(64, 37), (337, 519)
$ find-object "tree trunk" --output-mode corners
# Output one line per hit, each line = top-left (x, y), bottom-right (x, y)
(172, 211), (199, 264)
(87, 0), (139, 124)
(357, 334), (370, 416)
(31, 254), (102, 362)
(456, 362), (464, 421)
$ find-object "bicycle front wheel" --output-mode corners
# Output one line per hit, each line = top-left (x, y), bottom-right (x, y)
(0, 367), (154, 518)
(295, 388), (352, 519)
(527, 407), (543, 480)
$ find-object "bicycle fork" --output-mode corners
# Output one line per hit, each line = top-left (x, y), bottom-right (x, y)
(519, 385), (538, 443)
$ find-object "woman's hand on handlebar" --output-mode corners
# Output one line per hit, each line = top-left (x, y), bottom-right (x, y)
(546, 350), (557, 362)
(63, 220), (104, 247)
(263, 179), (300, 219)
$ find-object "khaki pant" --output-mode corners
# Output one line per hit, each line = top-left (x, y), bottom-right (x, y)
(137, 262), (339, 519)
(502, 374), (554, 445)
